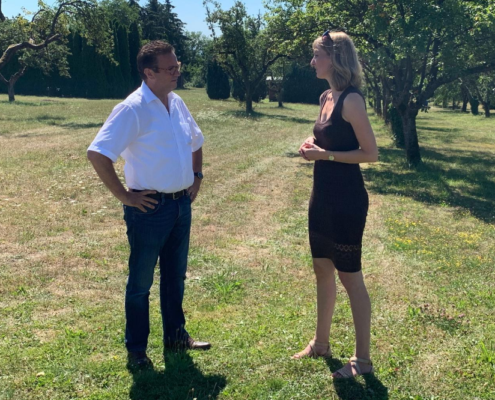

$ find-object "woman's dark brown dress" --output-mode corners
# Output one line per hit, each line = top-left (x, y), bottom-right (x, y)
(309, 86), (368, 273)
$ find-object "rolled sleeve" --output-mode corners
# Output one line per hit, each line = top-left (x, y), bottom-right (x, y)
(179, 100), (204, 152)
(189, 117), (204, 152)
(88, 104), (140, 162)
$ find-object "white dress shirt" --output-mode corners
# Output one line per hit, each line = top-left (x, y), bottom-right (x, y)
(88, 82), (204, 193)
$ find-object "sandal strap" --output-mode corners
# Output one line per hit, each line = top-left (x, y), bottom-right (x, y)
(308, 340), (331, 358)
(350, 356), (373, 365)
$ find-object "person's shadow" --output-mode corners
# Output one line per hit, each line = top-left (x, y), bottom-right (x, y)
(326, 359), (389, 400)
(128, 350), (227, 400)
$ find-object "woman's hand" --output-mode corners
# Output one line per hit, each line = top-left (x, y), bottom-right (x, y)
(299, 137), (316, 161)
(300, 142), (325, 161)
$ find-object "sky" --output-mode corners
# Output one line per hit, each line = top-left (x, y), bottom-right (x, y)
(1, 0), (267, 36)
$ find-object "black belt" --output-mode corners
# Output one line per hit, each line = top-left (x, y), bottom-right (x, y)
(131, 189), (188, 200)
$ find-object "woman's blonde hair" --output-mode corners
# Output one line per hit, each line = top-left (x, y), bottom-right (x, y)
(313, 31), (363, 91)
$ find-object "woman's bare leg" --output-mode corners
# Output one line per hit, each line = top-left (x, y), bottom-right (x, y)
(332, 270), (372, 377)
(292, 258), (337, 358)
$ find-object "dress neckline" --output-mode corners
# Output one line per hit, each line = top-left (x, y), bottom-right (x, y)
(317, 86), (351, 125)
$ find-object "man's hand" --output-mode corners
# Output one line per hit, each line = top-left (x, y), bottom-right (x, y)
(298, 137), (315, 161)
(123, 190), (158, 212)
(187, 177), (202, 203)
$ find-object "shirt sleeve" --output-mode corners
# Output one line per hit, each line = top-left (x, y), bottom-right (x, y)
(179, 100), (204, 152)
(87, 103), (140, 162)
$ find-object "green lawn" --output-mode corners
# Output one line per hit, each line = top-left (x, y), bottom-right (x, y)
(0, 90), (494, 399)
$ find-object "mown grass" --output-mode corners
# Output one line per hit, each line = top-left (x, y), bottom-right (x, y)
(0, 91), (494, 400)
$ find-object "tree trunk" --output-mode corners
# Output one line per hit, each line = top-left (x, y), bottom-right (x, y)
(399, 106), (422, 166)
(8, 81), (16, 102)
(177, 74), (184, 89)
(374, 90), (382, 116)
(245, 89), (253, 113)
(483, 101), (491, 117)
(278, 86), (284, 108)
(461, 85), (470, 112)
(383, 89), (390, 124)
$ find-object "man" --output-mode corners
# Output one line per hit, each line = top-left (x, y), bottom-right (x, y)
(87, 40), (210, 368)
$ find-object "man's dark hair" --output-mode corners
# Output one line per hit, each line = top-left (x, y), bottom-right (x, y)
(137, 40), (175, 81)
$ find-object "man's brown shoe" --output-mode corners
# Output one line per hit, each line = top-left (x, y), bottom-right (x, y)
(165, 337), (211, 351)
(185, 336), (211, 350)
(127, 351), (153, 368)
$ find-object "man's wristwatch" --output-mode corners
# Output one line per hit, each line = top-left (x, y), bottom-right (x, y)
(194, 172), (204, 179)
(328, 152), (335, 161)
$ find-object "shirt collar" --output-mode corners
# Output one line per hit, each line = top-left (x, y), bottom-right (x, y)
(141, 81), (177, 105)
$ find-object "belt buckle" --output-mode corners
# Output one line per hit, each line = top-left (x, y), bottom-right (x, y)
(172, 191), (180, 200)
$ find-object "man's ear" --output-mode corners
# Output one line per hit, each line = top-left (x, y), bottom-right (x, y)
(144, 68), (154, 81)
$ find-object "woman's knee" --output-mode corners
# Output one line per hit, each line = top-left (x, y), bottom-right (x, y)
(313, 259), (335, 280)
(338, 270), (365, 291)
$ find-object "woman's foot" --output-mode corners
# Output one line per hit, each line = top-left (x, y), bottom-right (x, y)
(291, 340), (332, 359)
(332, 356), (374, 379)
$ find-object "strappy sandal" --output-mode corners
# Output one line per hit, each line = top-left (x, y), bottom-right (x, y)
(291, 340), (332, 360)
(332, 356), (374, 379)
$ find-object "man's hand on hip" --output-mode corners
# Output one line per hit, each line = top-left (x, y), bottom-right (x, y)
(187, 178), (202, 203)
(123, 190), (159, 212)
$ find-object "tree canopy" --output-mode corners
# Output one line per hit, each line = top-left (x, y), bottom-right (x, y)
(269, 0), (495, 165)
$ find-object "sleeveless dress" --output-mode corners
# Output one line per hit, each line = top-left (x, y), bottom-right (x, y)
(308, 86), (369, 273)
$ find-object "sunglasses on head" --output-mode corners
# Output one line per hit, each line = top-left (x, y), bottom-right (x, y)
(322, 30), (333, 42)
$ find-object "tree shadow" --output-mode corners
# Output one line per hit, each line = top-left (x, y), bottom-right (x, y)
(58, 121), (102, 129)
(326, 358), (388, 400)
(128, 350), (227, 400)
(416, 125), (461, 133)
(0, 99), (65, 106)
(35, 114), (66, 122)
(224, 110), (313, 124)
(364, 146), (495, 223)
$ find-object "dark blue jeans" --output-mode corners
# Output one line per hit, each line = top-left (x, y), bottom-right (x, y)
(123, 194), (191, 352)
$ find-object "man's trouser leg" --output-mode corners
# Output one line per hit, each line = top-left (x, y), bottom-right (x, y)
(123, 198), (179, 352)
(160, 194), (191, 346)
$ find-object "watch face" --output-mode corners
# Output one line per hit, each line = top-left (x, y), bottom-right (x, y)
(195, 172), (204, 179)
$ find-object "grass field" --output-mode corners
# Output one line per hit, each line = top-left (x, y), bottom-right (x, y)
(0, 89), (494, 400)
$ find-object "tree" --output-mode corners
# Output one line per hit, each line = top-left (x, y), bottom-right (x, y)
(128, 21), (142, 88)
(270, 0), (495, 166)
(206, 59), (230, 99)
(0, 0), (113, 102)
(205, 1), (287, 113)
(464, 73), (495, 117)
(0, 19), (70, 101)
(182, 31), (211, 87)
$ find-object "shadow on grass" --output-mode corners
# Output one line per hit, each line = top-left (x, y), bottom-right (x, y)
(364, 147), (495, 223)
(326, 359), (388, 400)
(224, 109), (313, 124)
(0, 99), (65, 106)
(54, 121), (102, 129)
(416, 125), (461, 133)
(128, 350), (226, 400)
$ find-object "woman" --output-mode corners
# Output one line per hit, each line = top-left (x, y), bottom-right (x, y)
(292, 31), (378, 379)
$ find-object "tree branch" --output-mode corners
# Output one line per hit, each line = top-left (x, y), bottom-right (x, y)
(424, 62), (495, 99)
(0, 34), (61, 71)
(253, 53), (287, 86)
(0, 0), (5, 22)
(417, 34), (433, 94)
